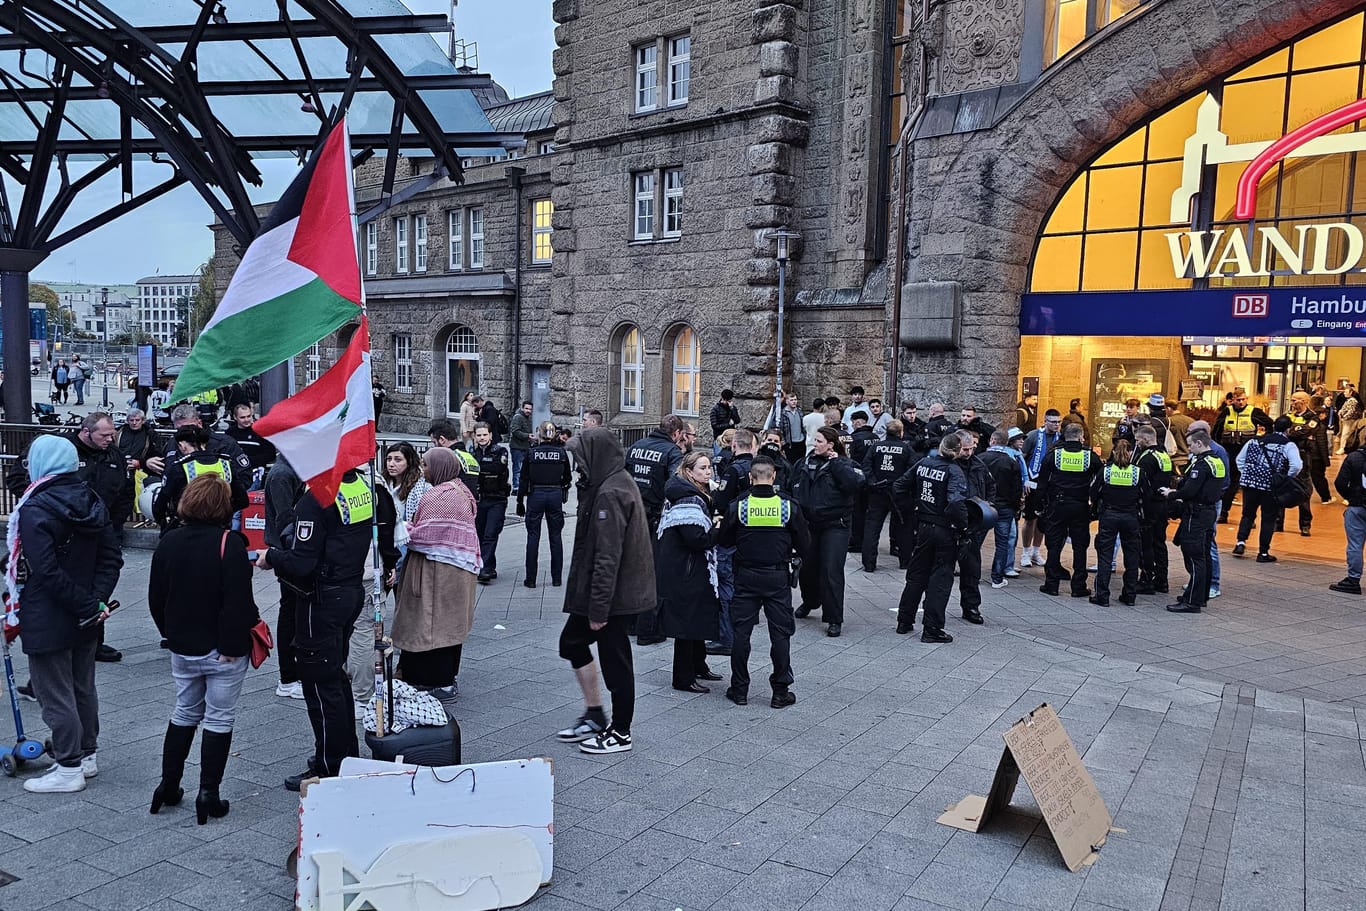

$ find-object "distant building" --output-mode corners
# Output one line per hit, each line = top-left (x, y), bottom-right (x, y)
(136, 274), (199, 345)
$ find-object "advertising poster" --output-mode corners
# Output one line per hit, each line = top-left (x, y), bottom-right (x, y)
(1091, 359), (1169, 453)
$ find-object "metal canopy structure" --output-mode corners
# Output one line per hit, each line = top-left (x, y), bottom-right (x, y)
(0, 0), (521, 420)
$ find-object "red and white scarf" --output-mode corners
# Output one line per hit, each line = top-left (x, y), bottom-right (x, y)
(4, 476), (56, 643)
(405, 481), (483, 574)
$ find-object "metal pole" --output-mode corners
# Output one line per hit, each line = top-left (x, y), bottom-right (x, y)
(101, 287), (110, 407)
(775, 252), (785, 431)
(1, 271), (33, 423)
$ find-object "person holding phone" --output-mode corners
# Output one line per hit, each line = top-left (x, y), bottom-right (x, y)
(10, 435), (123, 794)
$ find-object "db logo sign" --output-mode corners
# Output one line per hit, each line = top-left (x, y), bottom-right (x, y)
(1233, 294), (1269, 317)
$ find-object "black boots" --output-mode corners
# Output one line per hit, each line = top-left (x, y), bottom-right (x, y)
(196, 730), (233, 825)
(150, 722), (197, 814)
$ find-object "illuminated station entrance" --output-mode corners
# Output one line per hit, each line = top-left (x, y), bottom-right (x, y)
(1021, 11), (1366, 447)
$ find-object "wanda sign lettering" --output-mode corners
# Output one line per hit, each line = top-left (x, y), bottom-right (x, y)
(1165, 95), (1366, 279)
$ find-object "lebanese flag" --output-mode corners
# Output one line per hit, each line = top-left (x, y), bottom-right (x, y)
(254, 317), (375, 506)
(174, 119), (362, 401)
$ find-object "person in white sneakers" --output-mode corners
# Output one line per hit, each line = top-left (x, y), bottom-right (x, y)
(10, 436), (123, 793)
(1019, 410), (1063, 567)
(553, 428), (656, 755)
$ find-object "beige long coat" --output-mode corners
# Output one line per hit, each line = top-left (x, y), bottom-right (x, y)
(390, 550), (478, 652)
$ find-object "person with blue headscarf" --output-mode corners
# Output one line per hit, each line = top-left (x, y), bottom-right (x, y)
(7, 435), (123, 793)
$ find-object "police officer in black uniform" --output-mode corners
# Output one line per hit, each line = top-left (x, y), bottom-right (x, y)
(1133, 424), (1174, 594)
(758, 429), (793, 492)
(258, 469), (375, 788)
(156, 425), (251, 531)
(625, 415), (687, 645)
(1089, 440), (1148, 607)
(861, 419), (913, 572)
(847, 411), (877, 554)
(1163, 428), (1225, 613)
(518, 421), (572, 587)
(471, 421), (511, 584)
(153, 403), (251, 484)
(718, 458), (810, 708)
(791, 426), (864, 637)
(1037, 423), (1101, 597)
(893, 433), (969, 642)
(955, 430), (994, 624)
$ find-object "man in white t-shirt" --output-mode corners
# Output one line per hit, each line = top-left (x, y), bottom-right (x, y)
(802, 397), (826, 457)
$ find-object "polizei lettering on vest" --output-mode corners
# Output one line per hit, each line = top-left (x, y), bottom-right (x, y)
(1166, 223), (1366, 279)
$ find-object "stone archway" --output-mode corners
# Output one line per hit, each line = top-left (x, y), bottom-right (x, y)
(899, 0), (1366, 417)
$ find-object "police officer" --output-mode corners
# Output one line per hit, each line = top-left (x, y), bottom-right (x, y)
(151, 403), (251, 485)
(1089, 440), (1148, 607)
(156, 425), (251, 531)
(518, 421), (572, 587)
(1285, 391), (1329, 534)
(1037, 422), (1101, 597)
(860, 419), (913, 571)
(1133, 424), (1174, 594)
(471, 421), (511, 584)
(1211, 386), (1272, 523)
(847, 411), (877, 554)
(626, 415), (687, 646)
(758, 429), (793, 492)
(428, 418), (480, 499)
(258, 468), (375, 787)
(718, 458), (810, 708)
(1162, 428), (1226, 613)
(791, 426), (864, 637)
(893, 433), (968, 642)
(955, 430), (994, 624)
(711, 429), (758, 655)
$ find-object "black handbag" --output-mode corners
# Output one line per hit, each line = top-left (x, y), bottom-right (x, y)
(1258, 444), (1305, 508)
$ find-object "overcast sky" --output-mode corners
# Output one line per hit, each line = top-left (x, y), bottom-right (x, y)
(31, 0), (555, 287)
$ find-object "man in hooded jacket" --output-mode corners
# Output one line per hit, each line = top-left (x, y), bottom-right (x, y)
(554, 428), (657, 755)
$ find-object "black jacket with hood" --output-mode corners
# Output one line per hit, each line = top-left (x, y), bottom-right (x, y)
(563, 428), (657, 624)
(16, 474), (123, 655)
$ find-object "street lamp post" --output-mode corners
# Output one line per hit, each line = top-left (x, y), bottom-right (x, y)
(767, 228), (801, 431)
(100, 287), (110, 407)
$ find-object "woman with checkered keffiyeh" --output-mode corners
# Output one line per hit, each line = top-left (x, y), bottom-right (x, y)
(391, 447), (481, 693)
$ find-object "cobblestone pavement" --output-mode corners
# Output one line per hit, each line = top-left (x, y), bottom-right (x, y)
(0, 513), (1363, 911)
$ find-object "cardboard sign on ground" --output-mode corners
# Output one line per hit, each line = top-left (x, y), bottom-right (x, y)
(938, 703), (1111, 871)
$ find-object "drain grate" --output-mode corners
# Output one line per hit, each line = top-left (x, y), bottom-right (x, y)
(0, 869), (18, 887)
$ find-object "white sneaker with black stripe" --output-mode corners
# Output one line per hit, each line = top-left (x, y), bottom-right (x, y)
(555, 713), (606, 743)
(578, 729), (633, 754)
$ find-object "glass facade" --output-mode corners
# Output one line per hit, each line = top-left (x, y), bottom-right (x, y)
(1032, 12), (1366, 293)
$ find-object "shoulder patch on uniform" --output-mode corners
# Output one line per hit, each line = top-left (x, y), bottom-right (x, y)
(296, 520), (314, 542)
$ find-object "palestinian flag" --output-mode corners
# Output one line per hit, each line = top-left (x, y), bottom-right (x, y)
(254, 316), (375, 506)
(173, 119), (362, 401)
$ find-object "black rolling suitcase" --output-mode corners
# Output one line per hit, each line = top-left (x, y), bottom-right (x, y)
(365, 667), (461, 767)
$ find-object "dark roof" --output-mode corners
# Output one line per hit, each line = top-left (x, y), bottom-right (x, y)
(484, 92), (556, 135)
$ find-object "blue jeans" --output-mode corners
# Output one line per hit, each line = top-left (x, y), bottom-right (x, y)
(73, 377), (85, 404)
(510, 448), (527, 490)
(1006, 519), (1018, 573)
(715, 544), (736, 647)
(1209, 531), (1221, 588)
(1346, 506), (1366, 580)
(991, 509), (1016, 582)
(170, 651), (249, 733)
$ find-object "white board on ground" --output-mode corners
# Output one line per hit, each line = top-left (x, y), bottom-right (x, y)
(297, 757), (554, 911)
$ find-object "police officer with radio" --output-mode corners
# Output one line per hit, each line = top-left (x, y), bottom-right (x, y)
(847, 411), (877, 553)
(955, 430), (994, 624)
(626, 415), (687, 645)
(258, 469), (376, 788)
(1212, 387), (1271, 523)
(1037, 422), (1101, 598)
(893, 433), (969, 643)
(518, 421), (573, 588)
(860, 419), (913, 572)
(471, 422), (512, 585)
(718, 458), (810, 708)
(156, 425), (251, 532)
(1162, 428), (1226, 613)
(1133, 424), (1175, 594)
(1089, 440), (1148, 607)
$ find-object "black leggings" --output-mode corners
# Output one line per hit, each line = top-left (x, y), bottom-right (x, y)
(398, 645), (463, 688)
(559, 614), (636, 733)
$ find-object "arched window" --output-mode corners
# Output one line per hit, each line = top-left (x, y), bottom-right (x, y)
(1031, 11), (1366, 293)
(667, 325), (700, 416)
(620, 326), (644, 413)
(442, 326), (481, 416)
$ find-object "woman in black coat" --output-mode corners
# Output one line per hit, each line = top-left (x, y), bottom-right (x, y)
(655, 451), (723, 692)
(148, 474), (260, 824)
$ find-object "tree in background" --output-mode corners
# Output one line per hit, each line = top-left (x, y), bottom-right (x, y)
(191, 262), (215, 345)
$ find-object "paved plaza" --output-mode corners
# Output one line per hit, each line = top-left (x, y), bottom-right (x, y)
(0, 511), (1364, 911)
